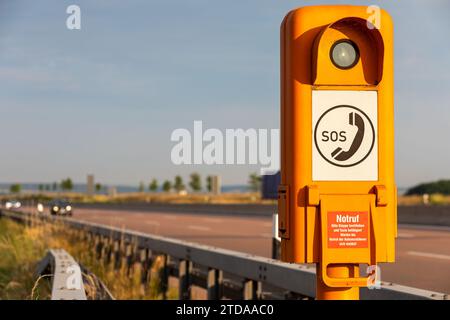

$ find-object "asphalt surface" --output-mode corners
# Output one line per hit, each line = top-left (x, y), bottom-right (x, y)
(59, 206), (450, 294)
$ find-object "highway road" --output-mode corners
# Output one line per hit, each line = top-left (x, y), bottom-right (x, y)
(53, 207), (450, 293)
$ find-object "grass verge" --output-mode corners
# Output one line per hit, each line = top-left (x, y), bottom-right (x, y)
(0, 217), (177, 299)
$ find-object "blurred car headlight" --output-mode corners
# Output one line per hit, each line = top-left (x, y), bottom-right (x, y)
(66, 205), (72, 211)
(53, 206), (59, 211)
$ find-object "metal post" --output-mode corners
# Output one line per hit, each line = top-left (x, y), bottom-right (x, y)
(95, 235), (103, 260)
(207, 268), (223, 300)
(243, 279), (262, 300)
(272, 213), (281, 260)
(160, 254), (169, 300)
(140, 249), (152, 294)
(316, 264), (360, 300)
(125, 244), (133, 276)
(179, 260), (192, 300)
(113, 240), (121, 271)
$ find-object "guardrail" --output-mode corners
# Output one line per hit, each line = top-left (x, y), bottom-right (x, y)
(36, 249), (88, 300)
(35, 248), (114, 300)
(1, 209), (447, 300)
(72, 202), (450, 227)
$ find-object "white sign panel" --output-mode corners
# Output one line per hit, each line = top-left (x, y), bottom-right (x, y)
(312, 90), (378, 181)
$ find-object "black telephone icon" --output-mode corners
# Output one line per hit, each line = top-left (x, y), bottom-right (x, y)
(331, 112), (365, 161)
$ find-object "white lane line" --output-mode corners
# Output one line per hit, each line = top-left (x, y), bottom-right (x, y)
(398, 233), (415, 238)
(145, 220), (161, 226)
(188, 225), (211, 232)
(407, 251), (450, 261)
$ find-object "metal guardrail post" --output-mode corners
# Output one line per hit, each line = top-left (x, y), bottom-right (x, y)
(125, 243), (133, 276)
(179, 260), (192, 300)
(207, 268), (223, 300)
(95, 235), (103, 260)
(104, 237), (112, 265)
(140, 249), (152, 293)
(272, 213), (281, 260)
(161, 254), (169, 299)
(113, 240), (121, 271)
(243, 279), (262, 300)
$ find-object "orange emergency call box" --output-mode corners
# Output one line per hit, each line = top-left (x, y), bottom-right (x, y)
(279, 5), (396, 289)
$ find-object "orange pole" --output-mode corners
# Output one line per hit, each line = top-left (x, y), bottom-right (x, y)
(316, 264), (360, 300)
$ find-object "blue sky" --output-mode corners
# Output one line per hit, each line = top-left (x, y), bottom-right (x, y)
(0, 0), (449, 188)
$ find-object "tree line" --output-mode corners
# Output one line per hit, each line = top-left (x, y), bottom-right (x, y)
(140, 173), (209, 193)
(406, 179), (450, 195)
(140, 172), (262, 193)
(9, 178), (103, 194)
(8, 172), (263, 194)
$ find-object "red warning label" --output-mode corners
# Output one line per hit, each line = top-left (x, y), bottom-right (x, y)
(328, 211), (368, 248)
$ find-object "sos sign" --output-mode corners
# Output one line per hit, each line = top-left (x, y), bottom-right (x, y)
(312, 90), (378, 181)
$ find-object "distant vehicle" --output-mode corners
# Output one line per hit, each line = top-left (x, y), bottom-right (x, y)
(37, 203), (44, 213)
(49, 199), (73, 216)
(5, 200), (21, 210)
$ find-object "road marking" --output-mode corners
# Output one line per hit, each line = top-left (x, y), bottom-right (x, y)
(188, 225), (211, 232)
(145, 220), (160, 226)
(407, 251), (450, 261)
(398, 233), (415, 238)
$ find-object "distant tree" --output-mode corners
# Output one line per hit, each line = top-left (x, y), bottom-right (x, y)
(45, 184), (51, 191)
(38, 184), (44, 191)
(60, 178), (73, 191)
(95, 183), (102, 192)
(52, 182), (58, 191)
(406, 180), (450, 195)
(248, 173), (262, 192)
(162, 180), (172, 192)
(149, 179), (158, 192)
(189, 173), (202, 192)
(10, 184), (21, 194)
(174, 175), (185, 192)
(138, 181), (145, 192)
(206, 176), (212, 192)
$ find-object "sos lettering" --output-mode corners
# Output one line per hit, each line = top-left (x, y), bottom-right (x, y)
(321, 131), (347, 142)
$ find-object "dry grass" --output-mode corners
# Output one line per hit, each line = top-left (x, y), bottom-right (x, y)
(0, 217), (177, 300)
(397, 194), (450, 206)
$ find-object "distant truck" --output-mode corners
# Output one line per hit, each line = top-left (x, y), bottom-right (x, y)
(261, 171), (280, 200)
